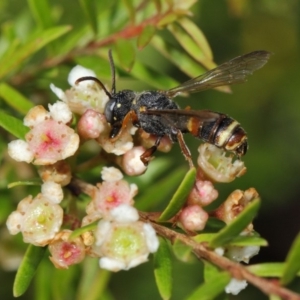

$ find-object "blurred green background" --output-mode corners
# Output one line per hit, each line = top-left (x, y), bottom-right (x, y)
(0, 0), (300, 299)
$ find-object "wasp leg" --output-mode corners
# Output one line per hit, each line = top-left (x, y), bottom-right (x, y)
(140, 136), (162, 166)
(176, 130), (194, 169)
(110, 110), (138, 141)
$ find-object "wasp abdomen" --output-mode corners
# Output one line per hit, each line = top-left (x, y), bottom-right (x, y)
(196, 114), (248, 156)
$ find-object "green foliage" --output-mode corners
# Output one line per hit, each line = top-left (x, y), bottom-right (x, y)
(209, 198), (261, 248)
(13, 245), (47, 297)
(159, 167), (196, 221)
(154, 238), (172, 300)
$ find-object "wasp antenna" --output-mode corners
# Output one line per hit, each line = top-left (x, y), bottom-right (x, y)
(75, 76), (112, 99)
(108, 49), (116, 94)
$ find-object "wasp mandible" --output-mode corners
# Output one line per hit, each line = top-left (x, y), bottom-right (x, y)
(76, 50), (271, 168)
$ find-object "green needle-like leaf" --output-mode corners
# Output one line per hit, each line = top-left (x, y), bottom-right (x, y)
(69, 221), (98, 240)
(151, 35), (207, 79)
(247, 263), (286, 278)
(177, 18), (213, 60)
(168, 23), (216, 70)
(115, 40), (136, 72)
(159, 167), (196, 222)
(281, 232), (300, 285)
(154, 238), (172, 300)
(28, 0), (53, 29)
(0, 82), (33, 114)
(209, 198), (261, 248)
(13, 245), (47, 297)
(186, 271), (231, 300)
(0, 110), (29, 139)
(79, 0), (98, 35)
(0, 26), (71, 80)
(137, 25), (156, 50)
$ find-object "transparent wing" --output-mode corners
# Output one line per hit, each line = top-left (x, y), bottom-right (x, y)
(165, 50), (271, 98)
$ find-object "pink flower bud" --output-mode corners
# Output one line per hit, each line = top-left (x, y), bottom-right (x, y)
(77, 109), (107, 139)
(179, 205), (208, 232)
(187, 180), (218, 206)
(120, 146), (148, 176)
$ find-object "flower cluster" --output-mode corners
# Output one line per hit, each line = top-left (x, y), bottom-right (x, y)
(213, 188), (261, 295)
(6, 63), (258, 296)
(178, 143), (247, 233)
(175, 144), (258, 295)
(49, 65), (163, 176)
(5, 65), (162, 271)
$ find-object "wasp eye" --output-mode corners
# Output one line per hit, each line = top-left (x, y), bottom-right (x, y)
(104, 99), (116, 123)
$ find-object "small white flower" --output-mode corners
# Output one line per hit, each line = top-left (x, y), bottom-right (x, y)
(197, 144), (246, 182)
(50, 65), (109, 115)
(6, 194), (63, 247)
(225, 278), (248, 295)
(101, 167), (123, 182)
(94, 204), (159, 272)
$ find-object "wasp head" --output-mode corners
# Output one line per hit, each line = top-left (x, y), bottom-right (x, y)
(104, 90), (136, 138)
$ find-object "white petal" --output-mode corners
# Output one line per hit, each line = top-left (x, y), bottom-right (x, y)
(68, 65), (97, 87)
(48, 101), (73, 123)
(6, 211), (23, 234)
(41, 181), (64, 204)
(126, 254), (148, 270)
(101, 167), (123, 182)
(50, 83), (65, 101)
(95, 220), (111, 246)
(61, 133), (80, 159)
(143, 223), (159, 252)
(99, 257), (126, 272)
(110, 204), (139, 223)
(8, 140), (34, 163)
(214, 247), (225, 256)
(24, 105), (50, 127)
(225, 278), (248, 295)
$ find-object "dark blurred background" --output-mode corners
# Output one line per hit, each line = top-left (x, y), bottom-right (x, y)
(1, 0), (300, 299)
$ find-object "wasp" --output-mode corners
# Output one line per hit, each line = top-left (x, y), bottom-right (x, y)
(76, 50), (271, 168)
